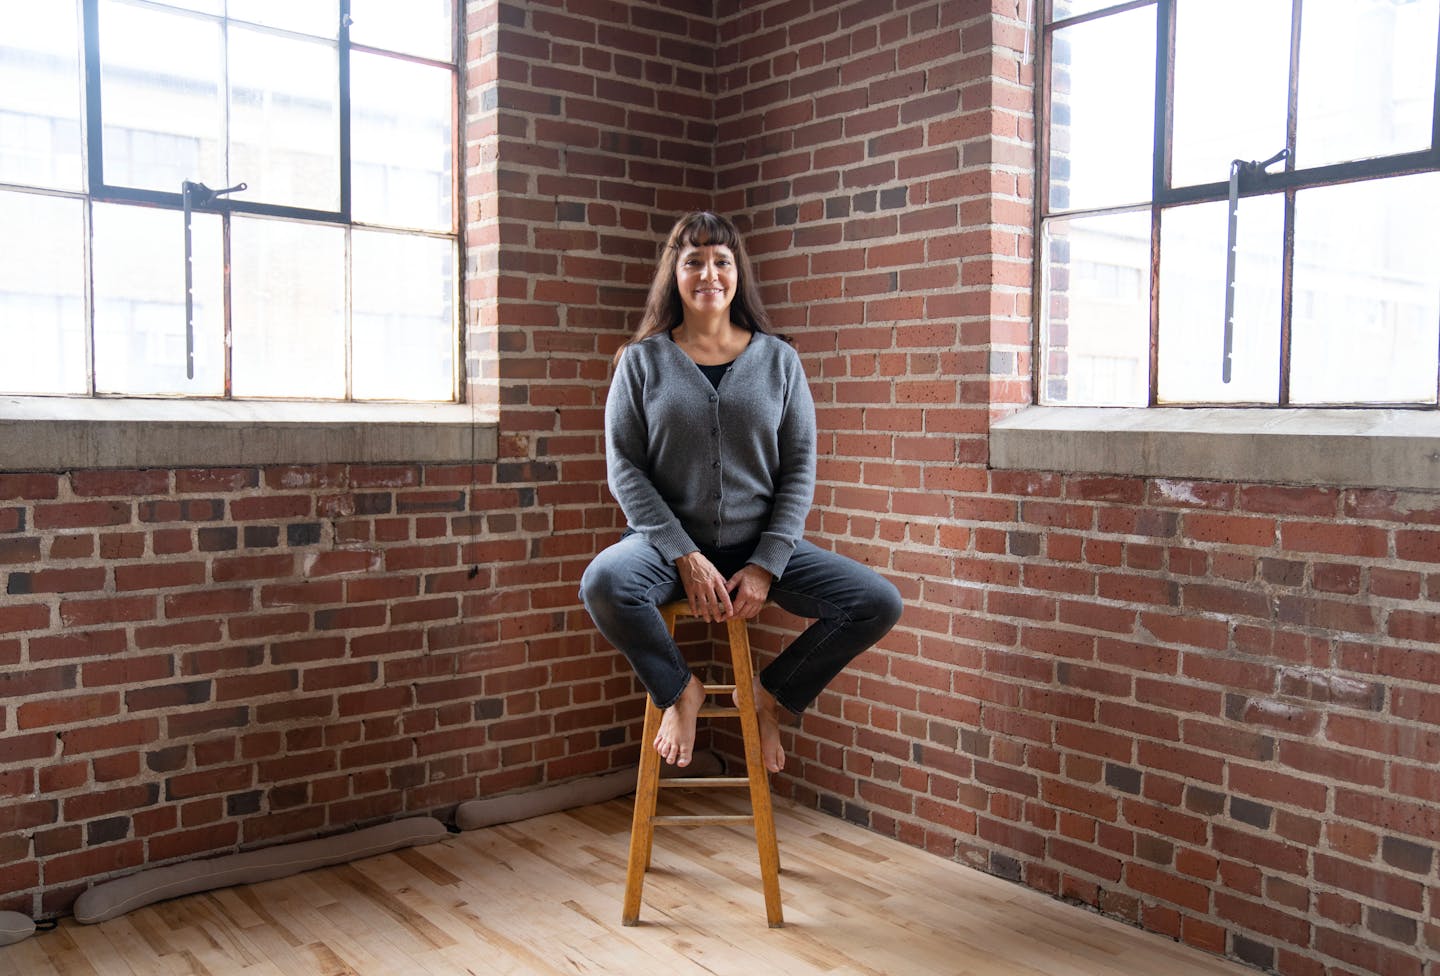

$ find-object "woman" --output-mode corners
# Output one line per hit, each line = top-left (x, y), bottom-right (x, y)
(580, 211), (902, 774)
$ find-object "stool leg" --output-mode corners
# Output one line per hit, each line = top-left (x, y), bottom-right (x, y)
(622, 696), (663, 926)
(728, 617), (784, 927)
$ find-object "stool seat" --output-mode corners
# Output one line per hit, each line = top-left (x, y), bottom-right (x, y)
(621, 601), (783, 927)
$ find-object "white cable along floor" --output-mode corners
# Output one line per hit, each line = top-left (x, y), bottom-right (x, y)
(1, 794), (1255, 976)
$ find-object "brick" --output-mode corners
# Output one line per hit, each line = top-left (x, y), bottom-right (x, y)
(18, 693), (120, 729)
(1279, 521), (1389, 557)
(28, 630), (126, 662)
(0, 474), (59, 499)
(61, 719), (161, 756)
(0, 537), (40, 564)
(114, 562), (207, 591)
(175, 468), (258, 492)
(34, 501), (131, 529)
(1126, 862), (1209, 913)
(0, 603), (51, 634)
(70, 469), (170, 497)
(212, 554), (296, 583)
(1183, 513), (1276, 547)
(59, 595), (156, 628)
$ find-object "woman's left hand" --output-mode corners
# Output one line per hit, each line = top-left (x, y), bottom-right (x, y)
(726, 564), (773, 620)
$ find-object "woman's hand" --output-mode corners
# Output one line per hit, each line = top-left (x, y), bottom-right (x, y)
(675, 551), (733, 622)
(726, 564), (773, 620)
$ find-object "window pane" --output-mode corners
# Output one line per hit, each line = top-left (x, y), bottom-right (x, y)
(1041, 210), (1152, 406)
(98, 0), (224, 192)
(349, 0), (452, 61)
(230, 216), (345, 399)
(1296, 0), (1439, 169)
(0, 1), (84, 190)
(1158, 197), (1284, 404)
(1290, 174), (1440, 405)
(1048, 6), (1156, 212)
(1171, 0), (1290, 189)
(351, 53), (453, 231)
(352, 232), (454, 401)
(0, 191), (86, 394)
(229, 27), (339, 211)
(225, 0), (336, 38)
(92, 203), (223, 395)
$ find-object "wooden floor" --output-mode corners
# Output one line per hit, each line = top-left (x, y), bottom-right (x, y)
(1, 794), (1255, 976)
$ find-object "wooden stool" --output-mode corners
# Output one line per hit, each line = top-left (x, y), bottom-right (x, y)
(621, 601), (783, 927)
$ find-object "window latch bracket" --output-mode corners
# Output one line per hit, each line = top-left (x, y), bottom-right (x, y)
(181, 181), (247, 380)
(1223, 148), (1288, 383)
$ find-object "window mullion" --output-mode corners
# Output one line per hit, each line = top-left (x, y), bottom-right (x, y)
(1278, 189), (1295, 407)
(81, 0), (103, 194)
(339, 0), (352, 222)
(1148, 205), (1161, 407)
(1277, 0), (1303, 406)
(1149, 0), (1175, 407)
(222, 212), (233, 399)
(1153, 0), (1174, 198)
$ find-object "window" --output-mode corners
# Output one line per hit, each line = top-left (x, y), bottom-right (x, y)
(1039, 0), (1440, 408)
(0, 0), (459, 402)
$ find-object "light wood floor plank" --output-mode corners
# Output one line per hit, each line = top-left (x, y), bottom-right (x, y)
(2, 797), (1257, 976)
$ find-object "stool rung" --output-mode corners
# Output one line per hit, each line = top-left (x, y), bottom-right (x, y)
(657, 776), (750, 789)
(652, 814), (753, 826)
(697, 706), (741, 718)
(703, 684), (737, 695)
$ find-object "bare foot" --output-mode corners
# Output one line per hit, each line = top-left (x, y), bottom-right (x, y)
(737, 677), (786, 773)
(654, 674), (705, 767)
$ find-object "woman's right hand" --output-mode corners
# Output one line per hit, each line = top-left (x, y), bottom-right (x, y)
(675, 551), (733, 622)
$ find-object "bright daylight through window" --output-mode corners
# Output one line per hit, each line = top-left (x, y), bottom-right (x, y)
(0, 0), (458, 403)
(1040, 0), (1440, 408)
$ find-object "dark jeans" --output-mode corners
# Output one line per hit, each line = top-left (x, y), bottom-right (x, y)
(580, 533), (902, 714)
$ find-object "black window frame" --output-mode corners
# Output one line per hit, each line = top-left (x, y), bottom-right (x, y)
(58, 0), (463, 402)
(1036, 0), (1440, 408)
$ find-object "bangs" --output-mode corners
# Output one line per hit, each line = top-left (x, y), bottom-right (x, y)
(674, 211), (741, 252)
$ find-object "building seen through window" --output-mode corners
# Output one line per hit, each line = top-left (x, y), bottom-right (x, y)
(0, 0), (459, 402)
(1041, 0), (1440, 408)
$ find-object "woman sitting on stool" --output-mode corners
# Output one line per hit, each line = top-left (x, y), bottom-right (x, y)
(580, 211), (903, 774)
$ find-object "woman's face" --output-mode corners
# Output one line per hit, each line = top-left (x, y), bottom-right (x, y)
(674, 243), (737, 318)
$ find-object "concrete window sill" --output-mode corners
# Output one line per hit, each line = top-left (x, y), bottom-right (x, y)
(990, 406), (1440, 491)
(0, 397), (498, 471)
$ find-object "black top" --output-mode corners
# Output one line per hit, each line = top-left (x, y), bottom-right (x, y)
(696, 361), (731, 389)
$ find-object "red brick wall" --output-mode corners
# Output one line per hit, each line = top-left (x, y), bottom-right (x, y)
(0, 0), (716, 919)
(713, 3), (1439, 976)
(3, 5), (1438, 976)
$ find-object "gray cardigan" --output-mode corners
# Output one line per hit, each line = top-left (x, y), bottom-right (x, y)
(604, 331), (816, 578)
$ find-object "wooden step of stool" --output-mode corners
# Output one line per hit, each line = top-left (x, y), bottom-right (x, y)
(622, 601), (783, 927)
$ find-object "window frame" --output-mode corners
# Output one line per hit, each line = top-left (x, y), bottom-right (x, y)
(0, 0), (485, 472)
(81, 0), (362, 225)
(1035, 0), (1440, 409)
(5, 0), (464, 404)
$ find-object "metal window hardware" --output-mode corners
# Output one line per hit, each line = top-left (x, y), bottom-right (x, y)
(181, 180), (246, 379)
(1222, 148), (1287, 384)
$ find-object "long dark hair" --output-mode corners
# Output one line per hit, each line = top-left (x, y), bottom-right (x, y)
(615, 211), (771, 362)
